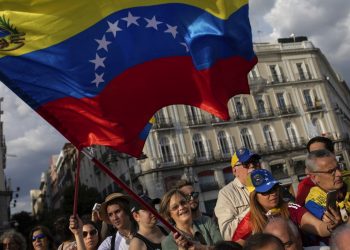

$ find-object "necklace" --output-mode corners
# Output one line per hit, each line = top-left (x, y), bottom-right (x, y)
(119, 230), (133, 244)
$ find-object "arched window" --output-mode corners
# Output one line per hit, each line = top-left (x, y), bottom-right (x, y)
(217, 131), (230, 155)
(236, 101), (243, 116)
(286, 122), (298, 146)
(241, 128), (253, 149)
(159, 137), (173, 163)
(263, 125), (275, 150)
(257, 99), (266, 114)
(193, 133), (206, 158)
(186, 106), (202, 125)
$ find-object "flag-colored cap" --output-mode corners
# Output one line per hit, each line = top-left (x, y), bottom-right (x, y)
(250, 169), (279, 193)
(231, 148), (260, 167)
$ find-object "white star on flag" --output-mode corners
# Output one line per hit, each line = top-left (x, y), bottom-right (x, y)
(122, 12), (140, 27)
(92, 72), (104, 87)
(145, 16), (162, 30)
(164, 24), (178, 38)
(106, 20), (122, 38)
(95, 35), (111, 52)
(89, 53), (106, 70)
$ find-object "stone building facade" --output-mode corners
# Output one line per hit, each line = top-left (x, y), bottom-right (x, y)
(136, 37), (350, 214)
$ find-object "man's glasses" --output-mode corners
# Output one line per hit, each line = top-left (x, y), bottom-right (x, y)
(259, 185), (279, 196)
(32, 234), (46, 242)
(186, 192), (199, 200)
(170, 199), (188, 212)
(312, 165), (341, 176)
(83, 229), (98, 238)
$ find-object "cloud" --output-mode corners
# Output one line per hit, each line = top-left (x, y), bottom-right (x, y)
(258, 0), (350, 82)
(1, 84), (67, 214)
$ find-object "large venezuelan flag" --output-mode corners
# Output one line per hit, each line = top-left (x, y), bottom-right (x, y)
(0, 0), (257, 157)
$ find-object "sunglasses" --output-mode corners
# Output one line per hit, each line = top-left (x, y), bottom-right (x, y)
(259, 185), (279, 196)
(170, 199), (188, 212)
(83, 229), (98, 238)
(32, 234), (46, 242)
(186, 192), (199, 200)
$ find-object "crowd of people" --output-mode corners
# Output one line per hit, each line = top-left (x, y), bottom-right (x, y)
(1, 136), (350, 250)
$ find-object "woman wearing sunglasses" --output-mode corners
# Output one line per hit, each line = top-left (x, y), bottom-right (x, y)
(232, 169), (342, 247)
(159, 189), (222, 250)
(69, 215), (101, 250)
(29, 226), (56, 250)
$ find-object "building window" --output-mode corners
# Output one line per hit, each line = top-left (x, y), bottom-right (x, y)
(263, 125), (275, 150)
(296, 62), (311, 80)
(217, 131), (230, 155)
(241, 128), (253, 149)
(270, 164), (289, 179)
(257, 99), (266, 114)
(276, 93), (287, 109)
(193, 133), (207, 158)
(198, 170), (218, 192)
(297, 63), (306, 80)
(286, 122), (298, 146)
(223, 167), (234, 184)
(164, 175), (181, 191)
(269, 65), (284, 83)
(303, 89), (313, 108)
(249, 67), (259, 80)
(186, 106), (203, 125)
(235, 101), (243, 116)
(159, 137), (174, 163)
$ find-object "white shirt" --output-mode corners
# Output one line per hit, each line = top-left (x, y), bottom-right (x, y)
(98, 231), (129, 250)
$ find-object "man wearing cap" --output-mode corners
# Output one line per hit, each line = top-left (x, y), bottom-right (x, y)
(98, 193), (134, 250)
(214, 148), (261, 240)
(129, 194), (167, 250)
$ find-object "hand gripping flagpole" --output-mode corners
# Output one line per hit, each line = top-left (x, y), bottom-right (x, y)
(81, 148), (179, 234)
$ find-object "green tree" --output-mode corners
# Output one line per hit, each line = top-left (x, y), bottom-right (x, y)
(11, 211), (37, 238)
(62, 184), (101, 216)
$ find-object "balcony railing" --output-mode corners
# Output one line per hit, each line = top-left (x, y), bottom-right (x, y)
(232, 111), (253, 121)
(293, 73), (314, 81)
(186, 114), (208, 126)
(157, 154), (184, 168)
(154, 117), (174, 129)
(303, 102), (323, 112)
(253, 108), (275, 119)
(254, 138), (307, 154)
(274, 105), (297, 116)
(267, 74), (287, 84)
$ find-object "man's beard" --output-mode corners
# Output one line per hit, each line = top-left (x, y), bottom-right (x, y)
(190, 203), (199, 212)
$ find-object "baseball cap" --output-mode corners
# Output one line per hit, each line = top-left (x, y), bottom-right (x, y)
(99, 193), (130, 224)
(250, 169), (279, 193)
(231, 148), (261, 167)
(131, 194), (160, 213)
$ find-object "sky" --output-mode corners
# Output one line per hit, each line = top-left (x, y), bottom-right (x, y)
(1, 0), (350, 215)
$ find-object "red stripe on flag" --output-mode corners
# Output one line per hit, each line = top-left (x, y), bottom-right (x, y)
(37, 55), (257, 156)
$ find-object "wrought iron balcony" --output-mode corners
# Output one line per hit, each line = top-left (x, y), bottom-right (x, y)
(253, 108), (275, 119)
(153, 117), (174, 129)
(186, 114), (208, 126)
(274, 105), (297, 116)
(267, 74), (287, 84)
(303, 102), (323, 112)
(156, 154), (184, 168)
(232, 111), (253, 121)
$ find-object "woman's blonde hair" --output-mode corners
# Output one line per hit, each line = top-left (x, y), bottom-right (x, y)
(249, 186), (289, 233)
(159, 188), (187, 224)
